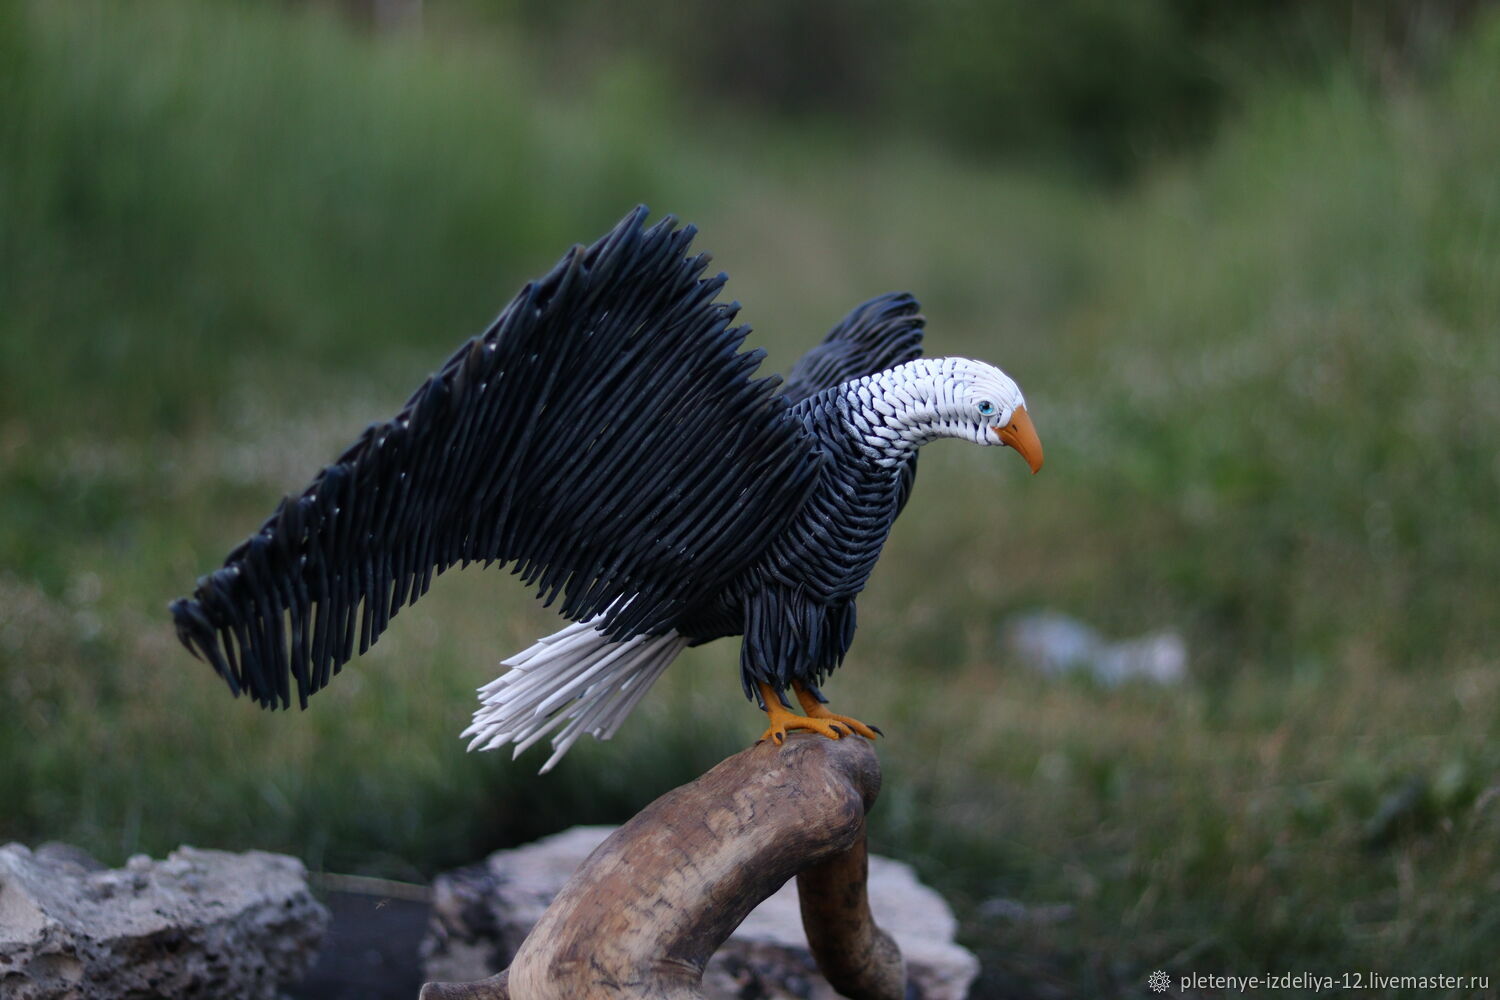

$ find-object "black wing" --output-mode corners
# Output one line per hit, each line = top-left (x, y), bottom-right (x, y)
(782, 292), (925, 509)
(171, 207), (821, 709)
(779, 292), (925, 404)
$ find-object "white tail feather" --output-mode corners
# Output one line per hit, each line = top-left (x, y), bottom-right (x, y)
(463, 616), (688, 773)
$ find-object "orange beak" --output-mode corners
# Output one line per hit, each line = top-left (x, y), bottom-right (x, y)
(993, 405), (1044, 473)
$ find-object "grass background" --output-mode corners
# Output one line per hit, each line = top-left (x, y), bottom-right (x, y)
(2, 1), (1497, 996)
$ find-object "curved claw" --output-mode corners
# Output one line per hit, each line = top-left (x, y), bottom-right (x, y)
(756, 682), (884, 746)
(759, 712), (851, 745)
(792, 682), (882, 741)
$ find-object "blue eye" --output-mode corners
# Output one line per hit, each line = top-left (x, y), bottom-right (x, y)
(976, 400), (996, 417)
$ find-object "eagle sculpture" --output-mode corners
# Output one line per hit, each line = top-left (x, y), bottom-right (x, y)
(171, 208), (1042, 771)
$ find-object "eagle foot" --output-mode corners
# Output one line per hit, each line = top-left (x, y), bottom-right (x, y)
(793, 682), (883, 740)
(759, 713), (853, 746)
(756, 682), (848, 745)
(801, 707), (882, 740)
(754, 683), (882, 745)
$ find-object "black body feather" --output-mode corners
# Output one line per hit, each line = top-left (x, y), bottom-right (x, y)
(171, 208), (925, 711)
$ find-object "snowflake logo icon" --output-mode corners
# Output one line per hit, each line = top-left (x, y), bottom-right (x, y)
(1147, 969), (1171, 993)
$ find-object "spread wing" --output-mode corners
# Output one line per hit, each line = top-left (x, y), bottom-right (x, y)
(782, 292), (925, 509)
(779, 292), (925, 404)
(171, 207), (821, 709)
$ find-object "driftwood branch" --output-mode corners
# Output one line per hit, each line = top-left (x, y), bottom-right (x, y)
(419, 733), (902, 1000)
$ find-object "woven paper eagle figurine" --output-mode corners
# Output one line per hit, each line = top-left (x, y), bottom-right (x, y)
(171, 207), (1042, 771)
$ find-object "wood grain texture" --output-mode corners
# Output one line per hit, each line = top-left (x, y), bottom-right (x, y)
(419, 734), (902, 1000)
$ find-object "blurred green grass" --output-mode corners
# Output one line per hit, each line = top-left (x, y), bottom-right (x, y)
(2, 1), (1497, 995)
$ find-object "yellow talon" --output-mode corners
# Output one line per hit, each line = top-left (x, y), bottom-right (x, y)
(755, 682), (882, 745)
(757, 683), (850, 743)
(794, 682), (882, 740)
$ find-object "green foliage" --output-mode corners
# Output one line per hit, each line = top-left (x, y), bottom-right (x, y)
(2, 2), (1498, 995)
(483, 0), (1480, 178)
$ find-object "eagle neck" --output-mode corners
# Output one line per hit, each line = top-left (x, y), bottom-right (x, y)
(833, 359), (945, 468)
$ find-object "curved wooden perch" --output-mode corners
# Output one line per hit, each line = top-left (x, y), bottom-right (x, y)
(419, 734), (903, 1000)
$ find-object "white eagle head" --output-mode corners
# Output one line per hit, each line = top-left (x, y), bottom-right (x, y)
(870, 357), (1043, 472)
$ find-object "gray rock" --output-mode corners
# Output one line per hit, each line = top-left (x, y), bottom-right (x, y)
(422, 825), (978, 1000)
(1004, 610), (1187, 685)
(0, 842), (328, 1000)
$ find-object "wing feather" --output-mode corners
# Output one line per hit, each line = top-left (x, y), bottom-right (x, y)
(779, 292), (925, 404)
(172, 208), (820, 709)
